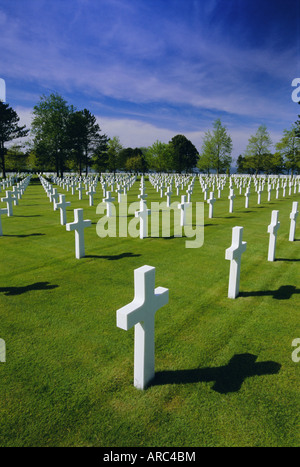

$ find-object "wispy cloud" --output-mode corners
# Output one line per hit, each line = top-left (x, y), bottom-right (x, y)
(1, 0), (299, 156)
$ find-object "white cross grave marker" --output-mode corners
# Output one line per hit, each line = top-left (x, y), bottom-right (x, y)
(245, 187), (250, 208)
(55, 194), (71, 225)
(103, 191), (115, 218)
(186, 185), (193, 203)
(12, 186), (19, 205)
(135, 200), (151, 239)
(51, 188), (59, 210)
(257, 187), (262, 205)
(77, 182), (84, 200)
(0, 207), (8, 236)
(1, 191), (14, 217)
(289, 201), (298, 242)
(178, 195), (189, 227)
(138, 186), (148, 202)
(225, 226), (247, 299)
(116, 185), (123, 203)
(86, 185), (96, 206)
(207, 192), (216, 218)
(70, 180), (76, 195)
(116, 265), (169, 389)
(267, 210), (280, 262)
(165, 186), (173, 208)
(66, 208), (92, 259)
(228, 188), (235, 213)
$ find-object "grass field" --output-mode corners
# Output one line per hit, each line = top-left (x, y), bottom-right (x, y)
(0, 175), (299, 447)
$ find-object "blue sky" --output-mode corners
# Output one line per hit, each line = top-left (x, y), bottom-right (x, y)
(1, 0), (300, 161)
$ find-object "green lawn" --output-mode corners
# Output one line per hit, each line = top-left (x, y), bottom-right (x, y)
(0, 175), (299, 447)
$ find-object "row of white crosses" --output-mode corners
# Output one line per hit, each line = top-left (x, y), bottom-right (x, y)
(50, 172), (138, 207)
(225, 202), (299, 299)
(39, 175), (91, 259)
(117, 201), (299, 390)
(0, 175), (32, 236)
(199, 173), (300, 207)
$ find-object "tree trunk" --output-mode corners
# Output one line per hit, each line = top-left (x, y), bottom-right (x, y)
(0, 142), (6, 178)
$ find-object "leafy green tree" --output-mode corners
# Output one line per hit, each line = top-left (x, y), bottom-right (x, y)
(0, 102), (29, 177)
(197, 149), (212, 174)
(198, 119), (232, 175)
(118, 147), (134, 170)
(125, 148), (148, 173)
(262, 153), (284, 174)
(26, 149), (41, 173)
(66, 110), (87, 175)
(169, 135), (198, 173)
(80, 109), (107, 176)
(5, 144), (29, 172)
(236, 155), (245, 174)
(107, 136), (123, 173)
(31, 93), (72, 177)
(91, 137), (109, 173)
(146, 140), (172, 172)
(276, 126), (300, 176)
(244, 125), (272, 175)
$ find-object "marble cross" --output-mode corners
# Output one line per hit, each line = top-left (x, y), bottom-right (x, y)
(66, 208), (92, 259)
(207, 192), (216, 218)
(1, 191), (15, 217)
(228, 188), (235, 213)
(55, 194), (71, 225)
(245, 187), (250, 208)
(289, 201), (298, 242)
(225, 226), (247, 299)
(165, 186), (173, 208)
(86, 185), (96, 206)
(117, 265), (169, 389)
(135, 199), (151, 239)
(267, 210), (280, 262)
(0, 207), (8, 236)
(103, 191), (115, 218)
(178, 195), (189, 227)
(76, 182), (84, 200)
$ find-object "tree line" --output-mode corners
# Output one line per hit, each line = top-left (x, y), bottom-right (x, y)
(1, 92), (300, 177)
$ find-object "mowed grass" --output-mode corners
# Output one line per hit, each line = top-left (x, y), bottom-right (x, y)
(0, 175), (299, 447)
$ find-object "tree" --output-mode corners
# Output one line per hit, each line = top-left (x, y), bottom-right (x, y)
(276, 126), (300, 175)
(91, 137), (109, 173)
(0, 102), (29, 178)
(169, 135), (198, 173)
(197, 150), (212, 174)
(236, 155), (245, 174)
(125, 148), (148, 173)
(66, 110), (87, 175)
(67, 109), (109, 175)
(262, 153), (284, 174)
(118, 147), (134, 170)
(107, 136), (123, 173)
(31, 93), (72, 177)
(81, 109), (108, 176)
(145, 140), (172, 172)
(5, 144), (29, 172)
(244, 125), (272, 175)
(198, 119), (232, 175)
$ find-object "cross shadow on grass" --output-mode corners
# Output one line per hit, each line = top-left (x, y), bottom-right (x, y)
(85, 252), (141, 260)
(275, 258), (300, 262)
(239, 285), (300, 300)
(4, 233), (45, 238)
(0, 282), (59, 296)
(153, 353), (281, 394)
